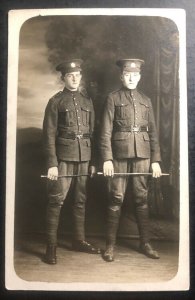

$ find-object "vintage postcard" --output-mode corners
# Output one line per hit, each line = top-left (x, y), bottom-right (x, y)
(6, 8), (189, 291)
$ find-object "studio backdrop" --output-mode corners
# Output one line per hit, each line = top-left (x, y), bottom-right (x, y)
(15, 15), (179, 240)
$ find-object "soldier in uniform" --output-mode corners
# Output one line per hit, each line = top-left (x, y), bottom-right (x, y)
(43, 59), (100, 264)
(99, 59), (162, 262)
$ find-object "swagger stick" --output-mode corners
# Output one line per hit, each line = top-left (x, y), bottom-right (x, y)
(40, 174), (89, 178)
(41, 172), (169, 178)
(97, 172), (170, 176)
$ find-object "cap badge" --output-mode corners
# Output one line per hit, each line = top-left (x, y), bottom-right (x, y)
(71, 62), (76, 68)
(130, 63), (136, 67)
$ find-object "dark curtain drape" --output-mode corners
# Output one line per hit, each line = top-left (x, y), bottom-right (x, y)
(148, 21), (179, 219)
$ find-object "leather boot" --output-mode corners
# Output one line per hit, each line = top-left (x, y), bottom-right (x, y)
(106, 207), (121, 246)
(45, 244), (57, 264)
(135, 204), (150, 244)
(136, 205), (160, 259)
(140, 242), (160, 259)
(103, 245), (115, 262)
(46, 203), (61, 246)
(72, 240), (101, 254)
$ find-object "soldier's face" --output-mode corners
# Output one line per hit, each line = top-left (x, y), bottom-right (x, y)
(121, 71), (141, 90)
(64, 71), (82, 90)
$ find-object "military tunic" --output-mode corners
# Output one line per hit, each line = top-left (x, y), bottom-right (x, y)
(99, 87), (161, 162)
(43, 87), (95, 167)
(99, 87), (161, 245)
(99, 87), (161, 206)
(43, 87), (95, 244)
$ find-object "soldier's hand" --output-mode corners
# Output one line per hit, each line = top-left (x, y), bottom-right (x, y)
(151, 162), (162, 178)
(103, 160), (114, 177)
(47, 167), (58, 181)
(89, 165), (96, 178)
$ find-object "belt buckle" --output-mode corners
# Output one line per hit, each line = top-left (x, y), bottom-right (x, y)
(132, 125), (140, 133)
(76, 134), (83, 139)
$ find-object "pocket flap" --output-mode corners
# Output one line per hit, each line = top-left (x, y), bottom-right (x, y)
(140, 102), (149, 108)
(115, 103), (129, 107)
(56, 137), (73, 145)
(64, 108), (74, 112)
(81, 107), (91, 112)
(112, 131), (130, 140)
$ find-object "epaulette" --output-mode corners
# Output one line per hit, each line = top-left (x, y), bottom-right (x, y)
(50, 91), (63, 101)
(138, 90), (151, 106)
(139, 90), (150, 100)
(80, 87), (90, 98)
(109, 88), (121, 95)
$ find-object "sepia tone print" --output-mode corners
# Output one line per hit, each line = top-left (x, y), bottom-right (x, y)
(6, 9), (188, 291)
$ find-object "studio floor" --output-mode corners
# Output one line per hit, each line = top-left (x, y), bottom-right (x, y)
(14, 235), (179, 284)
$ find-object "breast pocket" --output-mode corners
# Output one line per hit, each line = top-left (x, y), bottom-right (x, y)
(59, 109), (76, 127)
(81, 107), (91, 126)
(140, 103), (149, 120)
(115, 103), (129, 120)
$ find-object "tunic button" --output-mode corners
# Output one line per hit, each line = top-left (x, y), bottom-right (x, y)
(75, 103), (77, 105)
(78, 123), (81, 125)
(78, 116), (80, 118)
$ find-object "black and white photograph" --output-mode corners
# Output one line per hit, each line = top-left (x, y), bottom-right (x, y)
(6, 8), (189, 291)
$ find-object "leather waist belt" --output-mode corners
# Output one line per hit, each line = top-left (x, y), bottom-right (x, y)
(115, 125), (149, 133)
(58, 132), (91, 139)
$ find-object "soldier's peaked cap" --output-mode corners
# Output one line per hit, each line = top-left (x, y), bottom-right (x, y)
(116, 59), (144, 72)
(56, 59), (83, 74)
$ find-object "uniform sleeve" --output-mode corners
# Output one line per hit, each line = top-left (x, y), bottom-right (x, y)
(99, 94), (114, 162)
(88, 98), (96, 166)
(42, 98), (58, 169)
(89, 97), (95, 135)
(148, 99), (161, 163)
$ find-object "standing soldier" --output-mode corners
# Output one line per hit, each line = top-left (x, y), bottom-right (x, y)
(43, 59), (100, 264)
(99, 59), (162, 262)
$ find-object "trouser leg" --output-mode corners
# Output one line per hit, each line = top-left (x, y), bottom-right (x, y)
(103, 159), (128, 262)
(132, 158), (151, 243)
(46, 161), (72, 245)
(131, 158), (159, 258)
(106, 159), (128, 246)
(72, 161), (89, 241)
(72, 162), (101, 254)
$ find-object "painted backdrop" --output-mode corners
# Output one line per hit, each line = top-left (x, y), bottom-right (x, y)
(15, 15), (179, 240)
